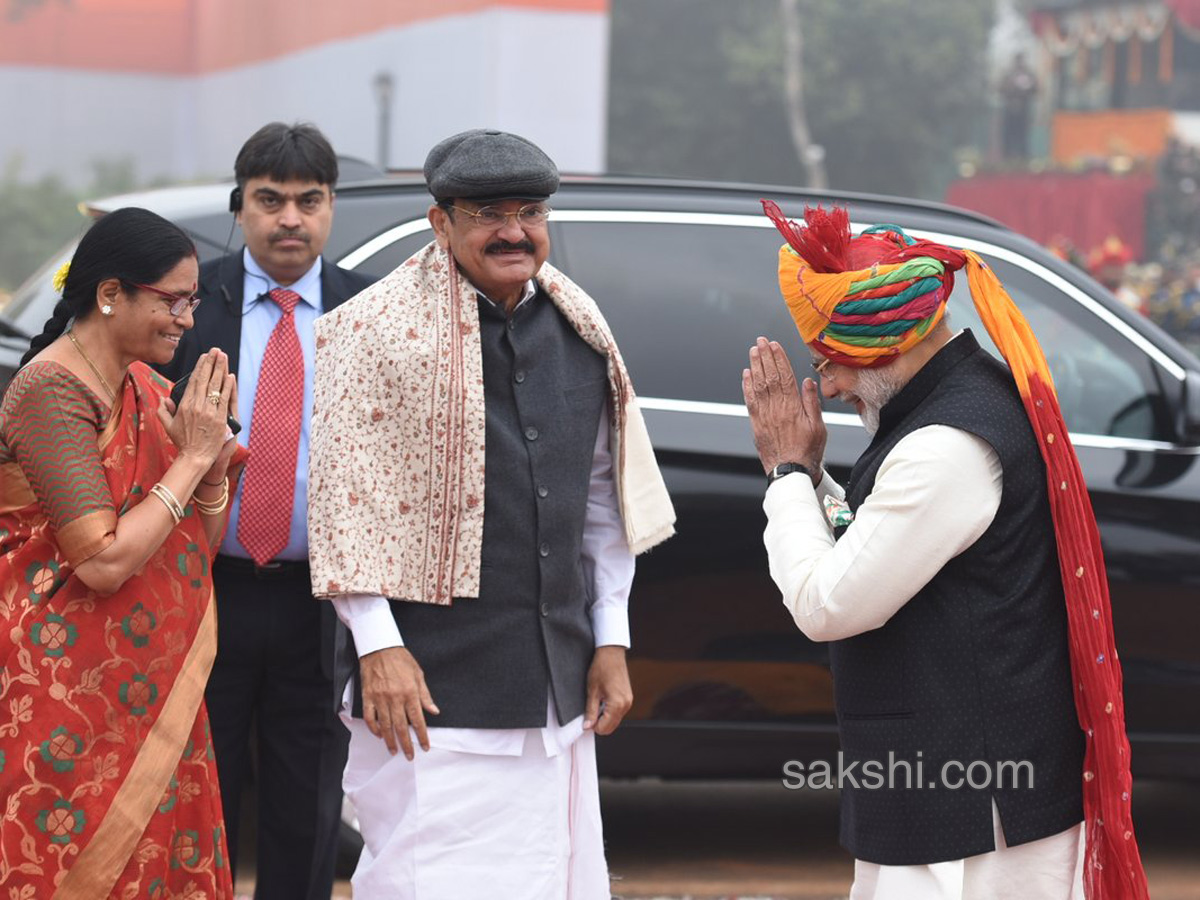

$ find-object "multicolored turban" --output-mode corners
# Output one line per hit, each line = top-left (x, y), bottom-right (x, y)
(764, 202), (969, 367)
(763, 200), (1150, 900)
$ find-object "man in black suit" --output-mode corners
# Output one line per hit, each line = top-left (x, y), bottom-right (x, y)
(160, 122), (373, 899)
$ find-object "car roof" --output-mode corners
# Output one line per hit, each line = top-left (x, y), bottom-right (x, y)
(85, 183), (235, 220)
(7, 170), (1199, 383)
(84, 154), (390, 219)
(79, 173), (1198, 369)
(83, 174), (1018, 281)
(326, 173), (1006, 228)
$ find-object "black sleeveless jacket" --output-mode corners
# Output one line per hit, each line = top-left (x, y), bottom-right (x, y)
(831, 331), (1084, 865)
(388, 287), (608, 728)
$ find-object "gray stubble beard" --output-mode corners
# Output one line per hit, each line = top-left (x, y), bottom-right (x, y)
(847, 366), (906, 435)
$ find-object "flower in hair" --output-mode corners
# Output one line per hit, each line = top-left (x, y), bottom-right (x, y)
(52, 261), (71, 293)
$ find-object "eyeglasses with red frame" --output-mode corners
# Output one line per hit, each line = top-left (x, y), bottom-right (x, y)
(130, 282), (202, 317)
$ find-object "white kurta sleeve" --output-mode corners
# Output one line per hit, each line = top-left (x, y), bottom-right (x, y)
(763, 425), (1003, 642)
(581, 408), (636, 648)
(813, 466), (845, 508)
(332, 593), (403, 656)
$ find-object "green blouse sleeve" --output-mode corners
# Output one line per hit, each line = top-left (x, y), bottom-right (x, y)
(1, 364), (116, 564)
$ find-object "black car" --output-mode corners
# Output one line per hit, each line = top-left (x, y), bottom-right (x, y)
(4, 174), (1199, 783)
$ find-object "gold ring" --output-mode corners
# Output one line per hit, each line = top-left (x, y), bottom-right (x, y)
(207, 391), (222, 406)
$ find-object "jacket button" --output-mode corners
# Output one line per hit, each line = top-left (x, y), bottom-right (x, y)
(507, 319), (516, 331)
(525, 426), (539, 441)
(539, 542), (550, 557)
(536, 484), (549, 498)
(540, 602), (550, 617)
(514, 370), (526, 383)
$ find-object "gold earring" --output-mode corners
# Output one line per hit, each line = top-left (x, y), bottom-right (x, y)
(101, 305), (113, 316)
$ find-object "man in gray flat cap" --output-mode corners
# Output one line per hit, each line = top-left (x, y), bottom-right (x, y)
(307, 129), (675, 898)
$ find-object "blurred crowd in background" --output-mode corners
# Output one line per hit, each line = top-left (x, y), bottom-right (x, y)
(1045, 137), (1200, 355)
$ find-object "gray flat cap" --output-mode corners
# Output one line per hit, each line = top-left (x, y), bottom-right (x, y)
(424, 129), (559, 201)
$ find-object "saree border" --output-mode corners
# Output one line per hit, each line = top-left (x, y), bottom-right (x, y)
(53, 591), (217, 899)
(96, 390), (124, 453)
(56, 509), (117, 567)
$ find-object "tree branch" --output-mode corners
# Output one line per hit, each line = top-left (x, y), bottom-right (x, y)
(781, 0), (827, 189)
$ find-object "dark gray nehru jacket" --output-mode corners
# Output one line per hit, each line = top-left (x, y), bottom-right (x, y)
(390, 285), (609, 729)
(830, 331), (1084, 866)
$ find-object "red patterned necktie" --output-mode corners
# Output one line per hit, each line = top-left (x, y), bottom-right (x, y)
(238, 288), (304, 566)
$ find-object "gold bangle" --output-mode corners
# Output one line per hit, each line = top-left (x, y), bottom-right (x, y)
(193, 496), (228, 516)
(199, 477), (226, 488)
(149, 483), (184, 524)
(193, 478), (230, 516)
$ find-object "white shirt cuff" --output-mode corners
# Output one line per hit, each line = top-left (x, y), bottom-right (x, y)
(592, 605), (631, 648)
(813, 466), (844, 504)
(331, 593), (404, 657)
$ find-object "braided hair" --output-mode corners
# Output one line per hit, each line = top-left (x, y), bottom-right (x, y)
(20, 208), (196, 368)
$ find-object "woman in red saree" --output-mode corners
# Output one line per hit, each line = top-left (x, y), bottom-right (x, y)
(0, 209), (242, 899)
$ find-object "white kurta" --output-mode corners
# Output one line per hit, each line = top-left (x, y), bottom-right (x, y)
(331, 286), (634, 898)
(763, 423), (1085, 899)
(849, 802), (1084, 900)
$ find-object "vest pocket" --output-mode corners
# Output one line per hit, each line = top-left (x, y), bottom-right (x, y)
(563, 376), (606, 395)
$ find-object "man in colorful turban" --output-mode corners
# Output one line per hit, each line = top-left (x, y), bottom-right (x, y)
(743, 203), (1148, 900)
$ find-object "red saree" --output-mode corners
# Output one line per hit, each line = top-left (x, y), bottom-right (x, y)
(0, 361), (235, 899)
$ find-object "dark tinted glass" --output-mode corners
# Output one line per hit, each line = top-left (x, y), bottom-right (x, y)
(352, 226), (436, 280)
(945, 257), (1173, 441)
(557, 219), (1173, 441)
(556, 221), (804, 404)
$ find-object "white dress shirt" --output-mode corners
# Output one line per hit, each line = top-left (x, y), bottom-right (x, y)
(333, 280), (635, 756)
(763, 424), (1003, 642)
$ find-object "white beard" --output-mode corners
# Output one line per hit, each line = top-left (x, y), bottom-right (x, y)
(845, 366), (905, 435)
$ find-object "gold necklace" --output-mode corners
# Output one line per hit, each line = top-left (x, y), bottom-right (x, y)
(67, 330), (117, 402)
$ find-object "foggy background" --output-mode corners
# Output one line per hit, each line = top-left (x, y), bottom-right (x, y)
(2, 0), (1199, 362)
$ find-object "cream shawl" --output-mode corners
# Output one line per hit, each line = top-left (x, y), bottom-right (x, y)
(308, 242), (676, 605)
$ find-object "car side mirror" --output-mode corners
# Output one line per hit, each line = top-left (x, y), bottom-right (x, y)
(1179, 370), (1200, 445)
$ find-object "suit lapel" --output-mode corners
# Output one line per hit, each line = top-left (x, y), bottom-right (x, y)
(201, 253), (247, 376)
(321, 262), (353, 312)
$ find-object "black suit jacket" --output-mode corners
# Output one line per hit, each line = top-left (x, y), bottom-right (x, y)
(159, 250), (374, 382)
(157, 251), (374, 690)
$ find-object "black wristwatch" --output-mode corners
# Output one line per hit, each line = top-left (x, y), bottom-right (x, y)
(766, 462), (814, 487)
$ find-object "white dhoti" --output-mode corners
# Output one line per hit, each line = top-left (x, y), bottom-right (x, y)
(850, 801), (1085, 900)
(342, 715), (610, 900)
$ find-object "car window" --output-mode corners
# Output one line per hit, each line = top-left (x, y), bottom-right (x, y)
(555, 219), (1173, 442)
(553, 220), (805, 404)
(350, 226), (435, 281)
(944, 258), (1173, 442)
(2, 243), (76, 335)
